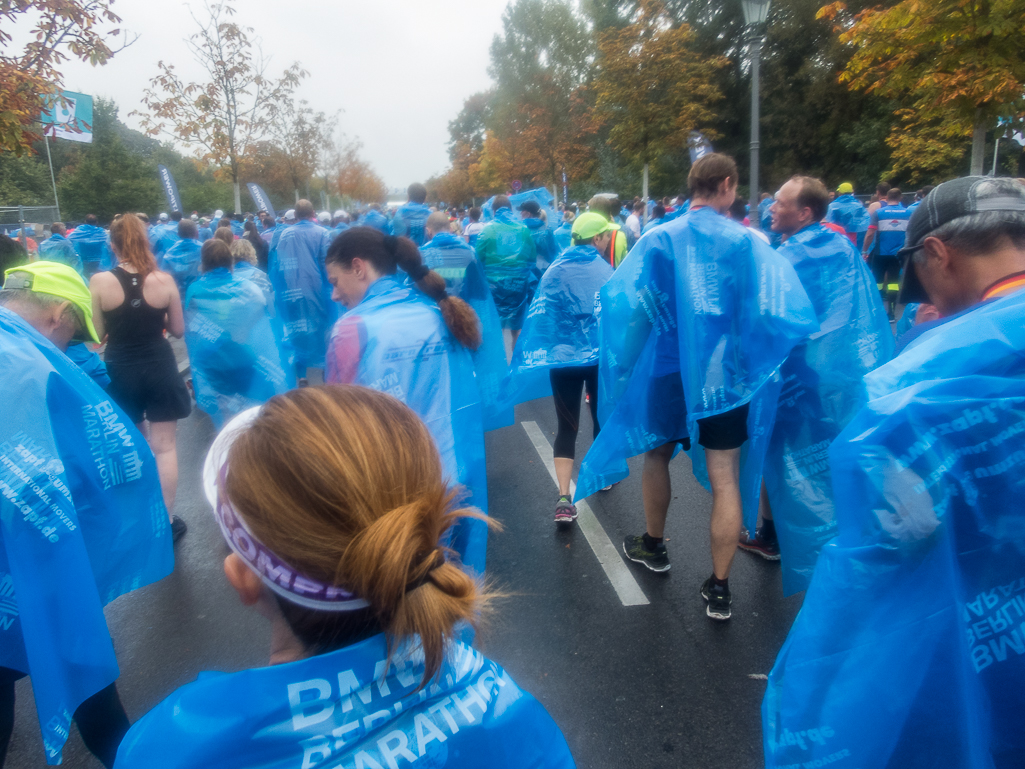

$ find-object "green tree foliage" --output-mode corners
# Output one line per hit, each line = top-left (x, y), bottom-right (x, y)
(0, 153), (54, 206)
(58, 100), (163, 219)
(594, 0), (725, 186)
(821, 0), (1025, 182)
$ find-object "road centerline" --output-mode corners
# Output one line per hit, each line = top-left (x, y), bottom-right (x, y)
(520, 420), (649, 607)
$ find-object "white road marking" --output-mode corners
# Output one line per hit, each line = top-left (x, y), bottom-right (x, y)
(521, 421), (649, 607)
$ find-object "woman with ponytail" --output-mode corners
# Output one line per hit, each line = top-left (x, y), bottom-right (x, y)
(89, 213), (190, 541)
(323, 227), (489, 575)
(115, 387), (575, 769)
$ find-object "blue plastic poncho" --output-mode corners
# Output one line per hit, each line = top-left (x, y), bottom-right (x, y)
(482, 188), (557, 229)
(148, 222), (178, 260)
(554, 221), (573, 253)
(67, 224), (113, 276)
(894, 302), (920, 338)
(116, 633), (575, 769)
(575, 208), (818, 528)
(762, 224), (894, 595)
(420, 233), (511, 432)
(38, 234), (82, 275)
(825, 193), (870, 250)
(474, 208), (537, 331)
(392, 202), (432, 246)
(269, 220), (336, 372)
(499, 245), (613, 410)
(184, 268), (294, 428)
(357, 209), (392, 234)
(230, 220), (244, 237)
(198, 226), (213, 243)
(0, 307), (173, 764)
(161, 237), (202, 293)
(233, 261), (275, 308)
(65, 342), (111, 390)
(763, 287), (1025, 769)
(326, 276), (488, 575)
(523, 216), (558, 272)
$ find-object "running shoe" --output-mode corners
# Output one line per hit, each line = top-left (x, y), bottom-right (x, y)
(622, 535), (670, 572)
(738, 528), (780, 561)
(554, 496), (577, 524)
(171, 515), (188, 544)
(701, 577), (732, 621)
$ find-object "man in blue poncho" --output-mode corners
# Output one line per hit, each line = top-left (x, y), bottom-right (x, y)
(68, 214), (113, 277)
(576, 154), (817, 621)
(357, 204), (392, 234)
(825, 182), (870, 250)
(475, 195), (537, 349)
(149, 212), (180, 262)
(519, 199), (559, 272)
(741, 176), (892, 594)
(197, 217), (213, 242)
(268, 199), (335, 382)
(392, 182), (431, 246)
(763, 176), (1025, 769)
(0, 261), (173, 767)
(38, 223), (82, 275)
(421, 212), (509, 431)
(161, 218), (203, 293)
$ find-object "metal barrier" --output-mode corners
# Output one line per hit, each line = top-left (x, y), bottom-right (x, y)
(1, 206), (61, 252)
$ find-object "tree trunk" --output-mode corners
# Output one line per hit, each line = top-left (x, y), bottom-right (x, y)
(233, 182), (241, 215)
(294, 189), (300, 204)
(971, 109), (987, 176)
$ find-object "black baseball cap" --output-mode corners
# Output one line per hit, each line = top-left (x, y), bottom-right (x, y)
(898, 176), (1025, 304)
(518, 200), (541, 216)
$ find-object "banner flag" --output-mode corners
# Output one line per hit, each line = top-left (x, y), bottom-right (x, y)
(688, 131), (713, 164)
(157, 165), (183, 213)
(41, 91), (93, 144)
(246, 183), (276, 219)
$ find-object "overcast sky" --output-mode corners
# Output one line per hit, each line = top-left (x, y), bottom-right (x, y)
(48, 0), (510, 190)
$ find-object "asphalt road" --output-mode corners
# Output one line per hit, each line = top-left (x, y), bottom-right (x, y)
(7, 393), (804, 769)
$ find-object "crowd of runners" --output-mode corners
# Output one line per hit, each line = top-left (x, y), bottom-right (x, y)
(1, 155), (1023, 769)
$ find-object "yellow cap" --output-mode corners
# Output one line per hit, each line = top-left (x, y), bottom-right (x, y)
(572, 211), (618, 241)
(837, 182), (854, 194)
(3, 261), (100, 343)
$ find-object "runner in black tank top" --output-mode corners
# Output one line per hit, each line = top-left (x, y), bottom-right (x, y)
(103, 266), (191, 425)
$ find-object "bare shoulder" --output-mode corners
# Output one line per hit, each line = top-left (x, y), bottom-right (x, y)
(89, 271), (116, 290)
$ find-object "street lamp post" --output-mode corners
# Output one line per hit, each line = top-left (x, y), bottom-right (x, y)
(742, 0), (770, 223)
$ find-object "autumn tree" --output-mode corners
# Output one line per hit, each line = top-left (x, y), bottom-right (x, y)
(487, 0), (596, 193)
(323, 135), (387, 205)
(820, 0), (1025, 180)
(1, 0), (130, 153)
(135, 1), (306, 213)
(267, 99), (332, 203)
(594, 0), (726, 205)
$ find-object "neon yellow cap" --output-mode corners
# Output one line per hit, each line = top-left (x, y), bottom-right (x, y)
(572, 211), (618, 241)
(837, 182), (854, 194)
(3, 261), (100, 343)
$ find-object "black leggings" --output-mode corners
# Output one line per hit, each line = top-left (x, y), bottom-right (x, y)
(550, 365), (600, 459)
(0, 667), (130, 769)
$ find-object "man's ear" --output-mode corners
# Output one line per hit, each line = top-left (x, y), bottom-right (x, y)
(224, 553), (265, 606)
(921, 236), (951, 270)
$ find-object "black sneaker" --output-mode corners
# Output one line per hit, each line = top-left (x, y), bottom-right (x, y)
(171, 515), (188, 544)
(554, 496), (577, 524)
(623, 535), (670, 572)
(738, 528), (780, 561)
(701, 577), (732, 621)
